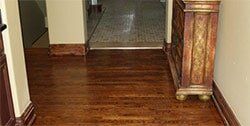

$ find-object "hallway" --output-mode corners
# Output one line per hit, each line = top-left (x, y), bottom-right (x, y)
(89, 0), (165, 49)
(25, 49), (223, 125)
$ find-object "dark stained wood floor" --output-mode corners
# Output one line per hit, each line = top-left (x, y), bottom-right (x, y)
(25, 49), (224, 126)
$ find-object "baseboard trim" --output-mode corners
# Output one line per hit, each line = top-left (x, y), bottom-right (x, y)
(163, 39), (171, 53)
(15, 102), (36, 126)
(49, 44), (89, 56)
(212, 81), (240, 126)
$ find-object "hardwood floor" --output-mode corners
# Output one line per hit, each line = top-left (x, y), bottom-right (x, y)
(25, 49), (224, 126)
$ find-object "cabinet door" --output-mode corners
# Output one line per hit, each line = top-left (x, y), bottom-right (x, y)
(0, 57), (15, 125)
(0, 30), (15, 125)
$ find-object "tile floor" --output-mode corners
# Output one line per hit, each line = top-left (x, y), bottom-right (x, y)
(89, 0), (166, 49)
(87, 9), (106, 40)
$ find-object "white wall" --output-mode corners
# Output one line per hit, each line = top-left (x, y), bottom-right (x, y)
(214, 0), (250, 125)
(0, 0), (31, 117)
(46, 0), (87, 44)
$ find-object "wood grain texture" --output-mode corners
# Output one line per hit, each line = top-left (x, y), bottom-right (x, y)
(213, 82), (240, 126)
(15, 103), (36, 126)
(25, 49), (224, 125)
(169, 0), (221, 97)
(0, 24), (16, 126)
(49, 44), (89, 56)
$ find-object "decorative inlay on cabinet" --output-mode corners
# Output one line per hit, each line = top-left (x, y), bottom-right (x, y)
(168, 0), (221, 101)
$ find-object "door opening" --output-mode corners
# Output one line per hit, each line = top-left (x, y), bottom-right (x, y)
(18, 0), (49, 49)
(86, 0), (169, 50)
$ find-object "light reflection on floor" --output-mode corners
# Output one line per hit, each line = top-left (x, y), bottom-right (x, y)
(89, 0), (166, 49)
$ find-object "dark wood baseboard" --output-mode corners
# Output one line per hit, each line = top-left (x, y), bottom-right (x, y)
(15, 102), (36, 126)
(49, 44), (89, 56)
(212, 81), (240, 126)
(163, 39), (171, 53)
(90, 4), (102, 13)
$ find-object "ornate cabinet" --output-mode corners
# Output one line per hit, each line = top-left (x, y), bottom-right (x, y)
(168, 0), (221, 101)
(0, 19), (16, 125)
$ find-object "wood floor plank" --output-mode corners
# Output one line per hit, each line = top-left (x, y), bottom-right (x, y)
(25, 49), (224, 126)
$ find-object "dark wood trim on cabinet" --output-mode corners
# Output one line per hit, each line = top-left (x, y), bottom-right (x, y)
(168, 0), (221, 101)
(5, 118), (15, 126)
(0, 55), (16, 126)
(49, 44), (89, 56)
(1, 22), (16, 126)
(212, 81), (240, 126)
(163, 39), (171, 54)
(15, 103), (36, 126)
(0, 24), (7, 31)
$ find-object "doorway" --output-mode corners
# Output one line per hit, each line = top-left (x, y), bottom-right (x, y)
(87, 0), (167, 49)
(18, 0), (49, 49)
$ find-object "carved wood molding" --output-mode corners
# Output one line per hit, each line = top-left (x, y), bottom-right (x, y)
(183, 0), (221, 12)
(163, 39), (171, 53)
(169, 0), (221, 100)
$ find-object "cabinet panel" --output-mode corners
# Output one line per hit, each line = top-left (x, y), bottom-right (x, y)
(0, 56), (15, 125)
(168, 0), (221, 101)
(0, 23), (15, 125)
(0, 31), (3, 54)
(171, 0), (185, 80)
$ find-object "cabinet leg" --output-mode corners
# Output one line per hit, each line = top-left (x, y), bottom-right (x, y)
(198, 95), (211, 101)
(176, 94), (188, 101)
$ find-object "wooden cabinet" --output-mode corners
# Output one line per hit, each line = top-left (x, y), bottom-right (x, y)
(0, 22), (16, 125)
(168, 0), (221, 101)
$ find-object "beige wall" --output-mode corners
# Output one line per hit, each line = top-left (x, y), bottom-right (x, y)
(0, 0), (31, 117)
(215, 0), (250, 125)
(46, 0), (87, 44)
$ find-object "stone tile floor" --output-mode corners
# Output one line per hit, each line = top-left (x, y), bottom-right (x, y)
(87, 9), (106, 41)
(89, 0), (166, 49)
